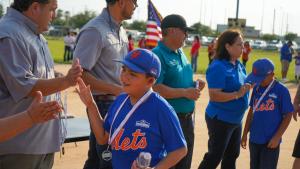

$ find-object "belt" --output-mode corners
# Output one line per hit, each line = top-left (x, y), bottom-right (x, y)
(93, 94), (116, 101)
(177, 112), (193, 119)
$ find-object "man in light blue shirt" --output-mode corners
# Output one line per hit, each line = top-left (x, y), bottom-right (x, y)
(0, 0), (82, 169)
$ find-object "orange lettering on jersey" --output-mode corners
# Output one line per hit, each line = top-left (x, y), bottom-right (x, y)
(111, 129), (148, 151)
(120, 137), (131, 151)
(254, 98), (275, 112)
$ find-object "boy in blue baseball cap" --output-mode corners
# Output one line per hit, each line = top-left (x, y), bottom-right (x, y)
(76, 48), (187, 169)
(241, 58), (294, 169)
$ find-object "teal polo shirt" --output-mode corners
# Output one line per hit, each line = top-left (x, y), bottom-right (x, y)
(153, 41), (195, 113)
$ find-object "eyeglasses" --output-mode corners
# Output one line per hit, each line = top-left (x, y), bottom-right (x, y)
(132, 0), (138, 7)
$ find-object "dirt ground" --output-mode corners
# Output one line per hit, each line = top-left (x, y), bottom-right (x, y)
(52, 64), (300, 169)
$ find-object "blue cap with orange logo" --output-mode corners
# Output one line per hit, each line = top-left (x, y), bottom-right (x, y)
(245, 58), (274, 84)
(116, 49), (161, 79)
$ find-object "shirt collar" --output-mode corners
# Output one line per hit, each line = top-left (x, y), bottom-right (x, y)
(6, 7), (39, 35)
(100, 8), (122, 30)
(157, 41), (181, 54)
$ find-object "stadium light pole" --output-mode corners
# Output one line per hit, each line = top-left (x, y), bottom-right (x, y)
(236, 0), (239, 20)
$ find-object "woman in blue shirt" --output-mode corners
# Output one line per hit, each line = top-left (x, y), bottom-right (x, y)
(198, 29), (251, 169)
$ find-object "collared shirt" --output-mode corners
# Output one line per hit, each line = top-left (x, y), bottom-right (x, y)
(153, 41), (195, 114)
(205, 59), (249, 124)
(74, 8), (128, 95)
(0, 8), (60, 154)
(249, 81), (294, 144)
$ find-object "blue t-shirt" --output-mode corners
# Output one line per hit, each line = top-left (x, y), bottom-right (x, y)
(153, 41), (195, 113)
(249, 80), (294, 144)
(205, 59), (249, 124)
(103, 92), (186, 169)
(280, 43), (292, 62)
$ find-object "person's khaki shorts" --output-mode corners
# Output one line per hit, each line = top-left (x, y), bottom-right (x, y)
(281, 60), (290, 72)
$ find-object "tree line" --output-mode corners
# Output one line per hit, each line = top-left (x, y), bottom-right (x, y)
(0, 5), (297, 41)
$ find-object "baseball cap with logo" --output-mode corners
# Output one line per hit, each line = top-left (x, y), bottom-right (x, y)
(161, 14), (194, 31)
(245, 58), (275, 84)
(115, 49), (161, 79)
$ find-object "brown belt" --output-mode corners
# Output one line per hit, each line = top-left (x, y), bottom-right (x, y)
(93, 94), (116, 101)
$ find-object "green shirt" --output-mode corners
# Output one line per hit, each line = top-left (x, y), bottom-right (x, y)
(153, 41), (195, 113)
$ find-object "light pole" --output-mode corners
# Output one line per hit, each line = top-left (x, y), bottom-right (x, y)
(236, 0), (239, 20)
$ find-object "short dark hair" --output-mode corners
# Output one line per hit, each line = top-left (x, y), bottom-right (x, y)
(11, 0), (49, 12)
(215, 29), (242, 61)
(106, 0), (118, 5)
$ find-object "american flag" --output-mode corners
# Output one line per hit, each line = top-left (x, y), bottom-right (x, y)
(146, 0), (163, 49)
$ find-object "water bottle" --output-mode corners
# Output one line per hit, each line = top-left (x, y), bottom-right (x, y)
(136, 152), (151, 169)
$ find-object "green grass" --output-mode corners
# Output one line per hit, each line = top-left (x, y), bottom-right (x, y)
(47, 37), (297, 82)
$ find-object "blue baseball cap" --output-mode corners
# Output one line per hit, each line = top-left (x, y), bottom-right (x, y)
(245, 58), (274, 84)
(116, 49), (161, 79)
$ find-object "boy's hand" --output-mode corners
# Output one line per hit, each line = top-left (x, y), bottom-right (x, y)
(293, 103), (300, 121)
(241, 134), (248, 149)
(76, 78), (95, 107)
(131, 160), (153, 169)
(267, 136), (281, 149)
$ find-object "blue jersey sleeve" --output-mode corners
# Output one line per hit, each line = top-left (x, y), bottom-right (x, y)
(206, 61), (226, 89)
(157, 102), (187, 153)
(279, 86), (294, 115)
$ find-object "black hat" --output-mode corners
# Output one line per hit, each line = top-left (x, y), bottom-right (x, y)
(161, 14), (194, 31)
(288, 40), (293, 45)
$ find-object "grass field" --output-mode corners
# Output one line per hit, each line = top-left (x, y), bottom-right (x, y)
(47, 37), (297, 82)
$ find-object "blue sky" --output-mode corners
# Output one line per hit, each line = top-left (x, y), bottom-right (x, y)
(2, 0), (300, 35)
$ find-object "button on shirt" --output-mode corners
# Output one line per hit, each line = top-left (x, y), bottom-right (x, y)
(153, 41), (195, 113)
(74, 8), (128, 95)
(0, 8), (60, 154)
(206, 59), (249, 124)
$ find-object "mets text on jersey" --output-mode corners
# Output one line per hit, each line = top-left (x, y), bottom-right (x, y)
(112, 129), (147, 151)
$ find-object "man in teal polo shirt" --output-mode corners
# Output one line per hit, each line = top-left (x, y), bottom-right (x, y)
(153, 14), (205, 169)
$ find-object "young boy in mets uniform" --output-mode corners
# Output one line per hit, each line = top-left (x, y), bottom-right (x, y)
(76, 49), (187, 169)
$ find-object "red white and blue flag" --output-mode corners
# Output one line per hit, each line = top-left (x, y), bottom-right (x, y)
(146, 0), (163, 48)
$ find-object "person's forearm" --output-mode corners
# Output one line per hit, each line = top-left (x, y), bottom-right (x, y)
(242, 108), (253, 137)
(82, 71), (122, 96)
(86, 102), (108, 145)
(28, 77), (70, 97)
(294, 85), (300, 105)
(153, 84), (186, 99)
(154, 147), (187, 169)
(0, 111), (33, 142)
(273, 113), (292, 139)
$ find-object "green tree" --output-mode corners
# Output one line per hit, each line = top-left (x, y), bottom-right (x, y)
(69, 10), (96, 28)
(52, 9), (65, 26)
(126, 20), (146, 31)
(261, 34), (278, 42)
(190, 22), (214, 36)
(0, 3), (3, 18)
(284, 32), (298, 41)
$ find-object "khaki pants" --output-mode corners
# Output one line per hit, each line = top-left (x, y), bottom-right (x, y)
(281, 60), (290, 72)
(0, 153), (54, 169)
